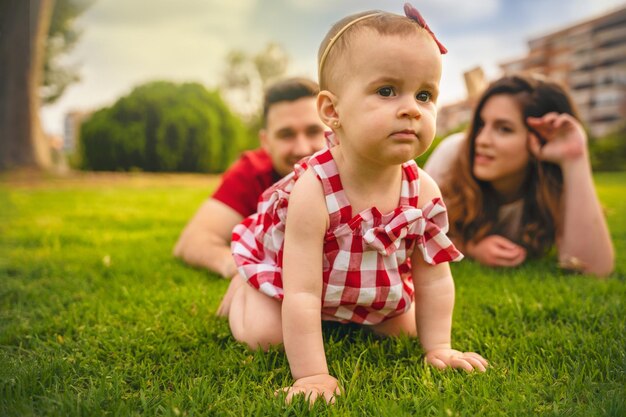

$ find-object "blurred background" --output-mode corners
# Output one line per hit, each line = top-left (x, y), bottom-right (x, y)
(1, 0), (625, 173)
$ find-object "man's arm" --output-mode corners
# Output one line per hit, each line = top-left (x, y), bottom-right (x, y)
(173, 199), (243, 278)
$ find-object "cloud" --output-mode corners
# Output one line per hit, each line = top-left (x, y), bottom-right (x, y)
(424, 0), (501, 22)
(438, 32), (526, 105)
(42, 0), (261, 135)
(73, 0), (262, 76)
(82, 0), (257, 29)
(42, 0), (626, 136)
(283, 0), (501, 22)
(285, 0), (336, 12)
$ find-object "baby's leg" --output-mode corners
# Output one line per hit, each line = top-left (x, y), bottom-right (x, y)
(216, 274), (245, 317)
(371, 302), (417, 337)
(228, 275), (283, 351)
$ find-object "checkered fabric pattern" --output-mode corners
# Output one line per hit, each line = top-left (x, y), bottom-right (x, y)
(231, 147), (463, 325)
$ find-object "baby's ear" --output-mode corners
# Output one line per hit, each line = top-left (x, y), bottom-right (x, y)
(317, 90), (339, 129)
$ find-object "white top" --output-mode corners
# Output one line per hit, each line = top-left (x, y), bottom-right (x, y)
(424, 132), (464, 186)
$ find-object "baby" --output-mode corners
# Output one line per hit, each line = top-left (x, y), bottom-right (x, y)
(220, 3), (488, 404)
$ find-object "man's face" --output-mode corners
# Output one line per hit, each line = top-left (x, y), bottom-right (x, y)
(260, 97), (326, 177)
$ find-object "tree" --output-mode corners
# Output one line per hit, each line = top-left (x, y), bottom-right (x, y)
(42, 0), (94, 104)
(0, 0), (54, 170)
(80, 81), (248, 173)
(590, 123), (626, 171)
(0, 0), (91, 171)
(220, 42), (289, 122)
(254, 43), (289, 86)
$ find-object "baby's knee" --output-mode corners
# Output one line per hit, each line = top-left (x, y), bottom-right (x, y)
(228, 290), (283, 351)
(233, 322), (282, 351)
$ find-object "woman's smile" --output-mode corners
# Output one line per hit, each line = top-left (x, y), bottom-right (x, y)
(474, 151), (494, 165)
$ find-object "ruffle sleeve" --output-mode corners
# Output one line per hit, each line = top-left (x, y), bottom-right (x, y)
(415, 197), (463, 264)
(362, 197), (462, 265)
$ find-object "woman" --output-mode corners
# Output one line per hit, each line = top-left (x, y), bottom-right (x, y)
(425, 74), (614, 276)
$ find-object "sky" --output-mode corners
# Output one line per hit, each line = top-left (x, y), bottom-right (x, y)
(41, 0), (626, 136)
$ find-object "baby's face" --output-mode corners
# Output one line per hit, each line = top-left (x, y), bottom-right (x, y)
(332, 29), (442, 165)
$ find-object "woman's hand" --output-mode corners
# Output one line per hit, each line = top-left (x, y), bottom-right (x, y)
(277, 374), (341, 405)
(527, 112), (587, 166)
(467, 235), (526, 267)
(425, 348), (488, 372)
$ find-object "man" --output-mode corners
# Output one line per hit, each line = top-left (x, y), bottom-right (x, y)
(173, 77), (326, 278)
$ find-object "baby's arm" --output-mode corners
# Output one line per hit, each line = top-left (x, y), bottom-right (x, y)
(280, 169), (340, 404)
(412, 170), (488, 372)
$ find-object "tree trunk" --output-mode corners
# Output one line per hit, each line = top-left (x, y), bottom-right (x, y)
(0, 0), (54, 170)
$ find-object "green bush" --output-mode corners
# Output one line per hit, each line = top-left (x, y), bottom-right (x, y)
(590, 124), (626, 172)
(79, 81), (249, 172)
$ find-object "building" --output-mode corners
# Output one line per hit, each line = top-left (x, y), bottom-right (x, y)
(436, 67), (487, 136)
(500, 6), (626, 137)
(436, 99), (473, 136)
(63, 110), (91, 153)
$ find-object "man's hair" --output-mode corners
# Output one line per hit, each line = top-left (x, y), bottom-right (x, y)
(262, 77), (319, 125)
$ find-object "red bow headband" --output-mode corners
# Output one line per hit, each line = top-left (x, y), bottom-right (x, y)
(403, 3), (447, 54)
(318, 3), (447, 80)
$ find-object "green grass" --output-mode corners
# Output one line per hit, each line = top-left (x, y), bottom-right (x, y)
(1, 171), (625, 417)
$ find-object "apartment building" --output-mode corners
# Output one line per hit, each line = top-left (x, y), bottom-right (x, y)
(500, 6), (626, 137)
(436, 67), (487, 136)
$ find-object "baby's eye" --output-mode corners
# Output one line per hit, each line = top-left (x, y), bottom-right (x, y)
(377, 87), (395, 97)
(416, 91), (432, 102)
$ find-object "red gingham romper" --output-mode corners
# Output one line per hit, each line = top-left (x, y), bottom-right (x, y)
(231, 147), (463, 325)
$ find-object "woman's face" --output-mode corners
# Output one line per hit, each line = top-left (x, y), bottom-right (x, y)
(472, 94), (531, 194)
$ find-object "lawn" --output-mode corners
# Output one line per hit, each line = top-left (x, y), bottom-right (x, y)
(1, 170), (624, 417)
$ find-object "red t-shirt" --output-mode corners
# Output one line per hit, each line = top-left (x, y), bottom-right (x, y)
(212, 148), (281, 218)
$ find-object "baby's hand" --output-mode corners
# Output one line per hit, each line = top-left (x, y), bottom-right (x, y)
(277, 374), (341, 405)
(425, 348), (488, 372)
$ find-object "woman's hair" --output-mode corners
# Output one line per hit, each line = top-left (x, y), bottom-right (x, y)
(317, 11), (430, 90)
(442, 74), (580, 257)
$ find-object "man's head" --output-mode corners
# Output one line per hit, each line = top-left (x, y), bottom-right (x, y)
(260, 77), (326, 177)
